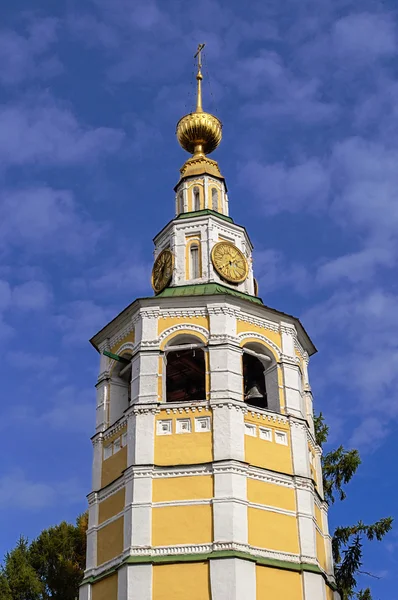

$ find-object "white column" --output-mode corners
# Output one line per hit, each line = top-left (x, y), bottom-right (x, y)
(209, 344), (243, 402)
(213, 467), (247, 545)
(282, 360), (304, 418)
(79, 583), (92, 600)
(296, 487), (317, 561)
(204, 175), (209, 208)
(290, 421), (311, 478)
(210, 558), (256, 600)
(95, 379), (109, 432)
(118, 564), (152, 600)
(212, 404), (245, 462)
(84, 493), (99, 573)
(303, 572), (327, 600)
(131, 351), (159, 404)
(92, 436), (103, 490)
(124, 469), (152, 550)
(126, 409), (155, 466)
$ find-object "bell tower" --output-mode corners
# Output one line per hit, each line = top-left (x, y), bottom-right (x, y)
(79, 46), (340, 600)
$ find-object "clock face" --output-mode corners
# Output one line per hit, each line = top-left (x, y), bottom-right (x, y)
(211, 241), (248, 284)
(151, 248), (174, 294)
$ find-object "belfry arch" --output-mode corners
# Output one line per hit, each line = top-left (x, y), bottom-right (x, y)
(164, 334), (206, 402)
(242, 342), (280, 412)
(109, 351), (132, 425)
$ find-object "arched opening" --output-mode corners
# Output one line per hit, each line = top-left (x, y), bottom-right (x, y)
(211, 188), (218, 211)
(165, 336), (206, 402)
(109, 353), (132, 425)
(177, 191), (184, 214)
(193, 187), (200, 211)
(242, 343), (278, 411)
(190, 242), (200, 279)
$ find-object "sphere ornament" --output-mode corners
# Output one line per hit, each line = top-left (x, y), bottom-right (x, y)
(176, 111), (222, 156)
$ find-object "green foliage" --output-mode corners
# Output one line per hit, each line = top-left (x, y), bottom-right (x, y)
(2, 537), (43, 600)
(314, 413), (393, 600)
(29, 514), (88, 600)
(0, 515), (87, 600)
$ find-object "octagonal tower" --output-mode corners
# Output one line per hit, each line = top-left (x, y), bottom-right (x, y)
(79, 46), (339, 600)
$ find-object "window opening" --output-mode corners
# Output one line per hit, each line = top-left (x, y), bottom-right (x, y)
(109, 354), (132, 425)
(211, 188), (218, 211)
(243, 351), (268, 409)
(190, 243), (200, 279)
(166, 345), (206, 402)
(177, 191), (184, 214)
(193, 187), (200, 211)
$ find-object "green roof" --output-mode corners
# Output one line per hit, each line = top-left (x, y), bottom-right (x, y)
(156, 283), (263, 305)
(176, 209), (234, 223)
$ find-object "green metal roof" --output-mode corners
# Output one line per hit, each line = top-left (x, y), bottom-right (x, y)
(176, 209), (234, 223)
(156, 283), (263, 305)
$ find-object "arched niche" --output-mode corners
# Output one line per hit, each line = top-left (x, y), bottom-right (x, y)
(242, 342), (280, 412)
(164, 334), (206, 403)
(109, 352), (132, 425)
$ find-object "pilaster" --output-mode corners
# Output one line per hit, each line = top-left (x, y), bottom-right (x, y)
(210, 558), (256, 600)
(212, 402), (245, 462)
(118, 564), (152, 600)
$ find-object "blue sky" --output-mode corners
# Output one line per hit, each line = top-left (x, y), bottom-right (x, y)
(0, 0), (397, 595)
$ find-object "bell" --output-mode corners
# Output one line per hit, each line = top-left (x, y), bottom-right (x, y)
(245, 384), (264, 400)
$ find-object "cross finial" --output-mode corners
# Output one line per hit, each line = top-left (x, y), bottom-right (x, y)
(194, 43), (205, 112)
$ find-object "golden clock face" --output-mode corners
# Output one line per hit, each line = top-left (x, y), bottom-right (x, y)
(151, 248), (174, 294)
(211, 241), (248, 284)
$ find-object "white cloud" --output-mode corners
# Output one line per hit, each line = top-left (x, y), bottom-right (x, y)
(241, 158), (330, 214)
(7, 350), (58, 371)
(253, 248), (311, 295)
(0, 96), (124, 168)
(55, 300), (114, 345)
(0, 17), (62, 86)
(332, 13), (396, 63)
(12, 281), (53, 311)
(0, 186), (104, 255)
(0, 469), (84, 510)
(317, 247), (395, 284)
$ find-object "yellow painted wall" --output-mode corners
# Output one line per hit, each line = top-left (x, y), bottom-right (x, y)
(154, 413), (213, 465)
(244, 416), (293, 474)
(153, 562), (211, 600)
(247, 479), (296, 511)
(326, 585), (335, 600)
(237, 320), (282, 350)
(153, 475), (213, 502)
(98, 488), (125, 524)
(91, 574), (118, 600)
(277, 367), (286, 411)
(152, 505), (213, 546)
(158, 315), (209, 336)
(111, 330), (135, 354)
(248, 508), (299, 554)
(314, 504), (323, 531)
(256, 566), (303, 600)
(97, 517), (124, 565)
(101, 446), (127, 488)
(316, 530), (327, 571)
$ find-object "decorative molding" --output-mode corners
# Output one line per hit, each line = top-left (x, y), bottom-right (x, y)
(159, 323), (209, 344)
(237, 331), (281, 360)
(237, 313), (280, 333)
(109, 321), (135, 351)
(102, 418), (128, 442)
(158, 308), (208, 319)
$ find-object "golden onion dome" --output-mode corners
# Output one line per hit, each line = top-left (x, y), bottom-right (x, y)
(176, 44), (222, 157)
(176, 111), (222, 156)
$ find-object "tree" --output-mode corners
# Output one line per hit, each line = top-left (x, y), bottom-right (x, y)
(314, 413), (393, 600)
(29, 513), (88, 600)
(0, 514), (87, 600)
(1, 536), (43, 600)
